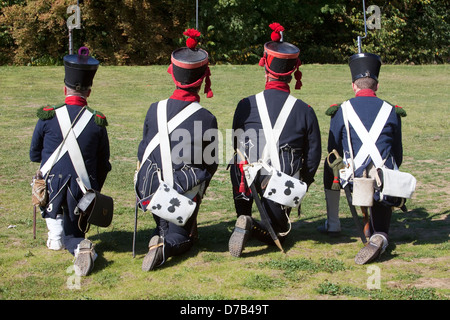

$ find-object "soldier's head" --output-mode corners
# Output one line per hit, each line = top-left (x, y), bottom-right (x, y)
(353, 77), (378, 92)
(63, 47), (99, 96)
(167, 29), (213, 98)
(259, 22), (302, 89)
(64, 86), (91, 98)
(349, 52), (381, 92)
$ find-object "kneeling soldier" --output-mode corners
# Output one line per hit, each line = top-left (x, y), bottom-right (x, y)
(228, 23), (321, 257)
(30, 47), (111, 276)
(321, 52), (407, 264)
(135, 29), (218, 271)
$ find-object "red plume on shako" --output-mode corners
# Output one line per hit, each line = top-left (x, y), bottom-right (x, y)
(269, 22), (284, 42)
(167, 28), (213, 98)
(184, 28), (201, 49)
(259, 22), (303, 90)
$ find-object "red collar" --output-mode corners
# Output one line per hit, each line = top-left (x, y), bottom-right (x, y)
(265, 81), (290, 93)
(65, 96), (88, 106)
(170, 89), (200, 102)
(355, 89), (377, 97)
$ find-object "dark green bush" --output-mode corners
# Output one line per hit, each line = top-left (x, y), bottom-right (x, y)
(1, 0), (448, 65)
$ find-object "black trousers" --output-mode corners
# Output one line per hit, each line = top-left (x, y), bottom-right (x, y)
(230, 163), (291, 241)
(152, 198), (201, 259)
(43, 186), (85, 256)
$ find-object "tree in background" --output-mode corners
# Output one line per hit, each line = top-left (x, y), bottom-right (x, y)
(1, 0), (69, 65)
(345, 0), (450, 64)
(80, 0), (193, 65)
(0, 0), (448, 65)
(0, 0), (193, 65)
(199, 0), (449, 64)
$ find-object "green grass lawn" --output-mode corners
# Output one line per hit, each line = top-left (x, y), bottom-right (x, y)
(0, 64), (449, 300)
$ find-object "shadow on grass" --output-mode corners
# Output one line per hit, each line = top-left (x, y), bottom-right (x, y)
(88, 206), (449, 272)
(390, 207), (450, 245)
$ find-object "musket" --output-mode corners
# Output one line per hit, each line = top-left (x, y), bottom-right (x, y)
(344, 185), (368, 245)
(132, 160), (140, 258)
(132, 200), (138, 258)
(357, 0), (368, 53)
(33, 205), (37, 239)
(236, 149), (285, 253)
(361, 206), (370, 237)
(327, 149), (368, 244)
(66, 3), (81, 54)
(31, 171), (39, 240)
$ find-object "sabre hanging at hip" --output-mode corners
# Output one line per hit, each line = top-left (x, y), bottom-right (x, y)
(236, 149), (285, 253)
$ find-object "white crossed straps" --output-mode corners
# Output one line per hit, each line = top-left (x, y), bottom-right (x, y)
(255, 91), (297, 171)
(138, 100), (202, 176)
(134, 100), (202, 200)
(157, 99), (174, 187)
(240, 92), (297, 186)
(40, 105), (93, 189)
(341, 100), (393, 171)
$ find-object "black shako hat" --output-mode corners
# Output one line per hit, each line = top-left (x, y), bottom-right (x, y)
(167, 29), (213, 98)
(64, 47), (99, 91)
(349, 52), (382, 82)
(259, 22), (302, 89)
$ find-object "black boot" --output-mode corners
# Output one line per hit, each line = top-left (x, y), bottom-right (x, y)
(251, 219), (276, 245)
(142, 235), (164, 271)
(229, 215), (253, 257)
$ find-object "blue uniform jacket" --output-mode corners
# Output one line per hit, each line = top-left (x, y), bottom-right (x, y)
(136, 90), (218, 208)
(30, 98), (111, 217)
(327, 89), (403, 177)
(232, 83), (322, 187)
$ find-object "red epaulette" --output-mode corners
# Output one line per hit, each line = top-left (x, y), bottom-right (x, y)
(325, 103), (341, 116)
(36, 103), (64, 120)
(86, 106), (108, 127)
(394, 105), (407, 117)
